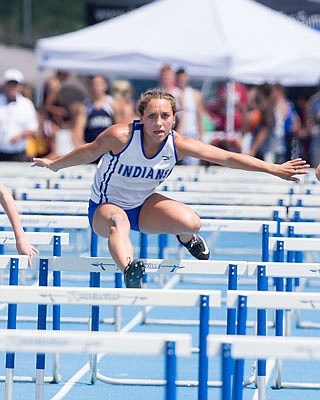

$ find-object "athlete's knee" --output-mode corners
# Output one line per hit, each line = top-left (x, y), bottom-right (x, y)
(182, 211), (201, 232)
(110, 213), (130, 233)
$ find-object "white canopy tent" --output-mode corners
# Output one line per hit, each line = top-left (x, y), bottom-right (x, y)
(36, 0), (320, 86)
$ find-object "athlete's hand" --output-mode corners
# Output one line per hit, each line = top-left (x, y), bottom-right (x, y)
(16, 239), (39, 267)
(32, 157), (58, 172)
(272, 158), (310, 182)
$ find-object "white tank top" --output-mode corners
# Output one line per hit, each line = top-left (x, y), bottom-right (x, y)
(90, 121), (178, 209)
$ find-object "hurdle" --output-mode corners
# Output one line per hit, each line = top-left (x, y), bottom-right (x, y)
(191, 205), (287, 220)
(288, 206), (320, 222)
(159, 180), (296, 194)
(0, 214), (90, 257)
(248, 260), (320, 388)
(159, 190), (291, 206)
(0, 161), (96, 179)
(207, 334), (320, 400)
(268, 235), (320, 329)
(48, 177), (93, 189)
(0, 329), (191, 400)
(0, 284), (220, 400)
(0, 231), (69, 283)
(0, 176), (48, 189)
(14, 188), (90, 201)
(12, 201), (88, 216)
(227, 290), (320, 397)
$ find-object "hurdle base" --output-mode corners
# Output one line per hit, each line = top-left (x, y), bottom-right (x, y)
(5, 368), (13, 400)
(96, 371), (223, 387)
(273, 381), (320, 390)
(257, 376), (266, 400)
(0, 375), (56, 383)
(143, 318), (274, 328)
(295, 321), (320, 329)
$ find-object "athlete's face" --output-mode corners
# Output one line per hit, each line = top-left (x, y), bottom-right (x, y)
(140, 98), (175, 143)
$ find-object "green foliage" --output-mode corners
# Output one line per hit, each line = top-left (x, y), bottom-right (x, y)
(0, 0), (89, 46)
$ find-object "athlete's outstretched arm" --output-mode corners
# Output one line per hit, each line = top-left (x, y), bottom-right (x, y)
(175, 134), (310, 182)
(32, 124), (126, 172)
(32, 141), (103, 172)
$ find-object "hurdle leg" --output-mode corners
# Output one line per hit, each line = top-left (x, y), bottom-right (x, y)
(51, 235), (62, 384)
(89, 271), (100, 384)
(35, 259), (49, 400)
(256, 265), (268, 396)
(198, 295), (210, 400)
(5, 258), (19, 400)
(226, 265), (238, 335)
(221, 343), (232, 400)
(165, 341), (177, 400)
(232, 295), (247, 400)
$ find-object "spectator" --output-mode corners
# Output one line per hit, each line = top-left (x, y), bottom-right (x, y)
(72, 75), (115, 162)
(112, 80), (138, 124)
(0, 68), (39, 161)
(43, 70), (71, 127)
(306, 83), (320, 167)
(42, 70), (80, 157)
(158, 64), (176, 95)
(0, 182), (38, 264)
(248, 84), (276, 161)
(249, 84), (301, 164)
(272, 83), (301, 161)
(174, 68), (205, 165)
(206, 81), (248, 153)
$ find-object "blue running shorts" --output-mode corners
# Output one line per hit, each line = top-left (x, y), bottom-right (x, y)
(88, 199), (142, 232)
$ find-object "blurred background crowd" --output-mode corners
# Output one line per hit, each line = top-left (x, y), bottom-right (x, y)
(1, 64), (320, 167)
(0, 0), (320, 167)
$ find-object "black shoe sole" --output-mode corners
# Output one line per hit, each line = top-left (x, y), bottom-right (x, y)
(124, 259), (145, 288)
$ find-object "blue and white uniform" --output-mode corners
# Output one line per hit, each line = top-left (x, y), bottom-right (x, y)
(88, 120), (178, 231)
(84, 96), (114, 143)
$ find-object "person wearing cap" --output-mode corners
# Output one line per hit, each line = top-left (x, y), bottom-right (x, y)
(0, 68), (39, 161)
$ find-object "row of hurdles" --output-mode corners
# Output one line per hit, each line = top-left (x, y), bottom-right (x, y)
(1, 252), (320, 400)
(2, 198), (320, 221)
(0, 163), (319, 400)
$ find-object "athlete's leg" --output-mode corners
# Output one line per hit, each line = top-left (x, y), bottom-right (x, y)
(138, 193), (210, 260)
(139, 193), (200, 240)
(92, 203), (133, 272)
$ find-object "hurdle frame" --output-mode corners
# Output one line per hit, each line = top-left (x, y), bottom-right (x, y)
(207, 334), (320, 400)
(0, 284), (220, 400)
(0, 328), (191, 400)
(227, 289), (320, 397)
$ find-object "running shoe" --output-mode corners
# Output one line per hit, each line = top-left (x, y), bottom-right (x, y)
(124, 258), (145, 288)
(176, 234), (210, 260)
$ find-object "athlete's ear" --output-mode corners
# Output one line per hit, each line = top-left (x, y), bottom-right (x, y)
(172, 120), (176, 128)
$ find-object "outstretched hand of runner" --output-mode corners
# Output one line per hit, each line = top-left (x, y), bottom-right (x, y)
(272, 158), (309, 182)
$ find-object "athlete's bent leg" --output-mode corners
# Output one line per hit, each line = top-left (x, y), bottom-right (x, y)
(138, 193), (210, 259)
(92, 203), (133, 271)
(92, 203), (145, 287)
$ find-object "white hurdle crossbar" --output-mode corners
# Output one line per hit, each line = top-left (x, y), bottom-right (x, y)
(0, 285), (220, 399)
(0, 214), (89, 230)
(0, 329), (191, 400)
(0, 214), (89, 256)
(14, 188), (90, 201)
(227, 290), (320, 397)
(207, 334), (320, 400)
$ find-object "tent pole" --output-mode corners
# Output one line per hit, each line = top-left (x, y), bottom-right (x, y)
(226, 80), (235, 133)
